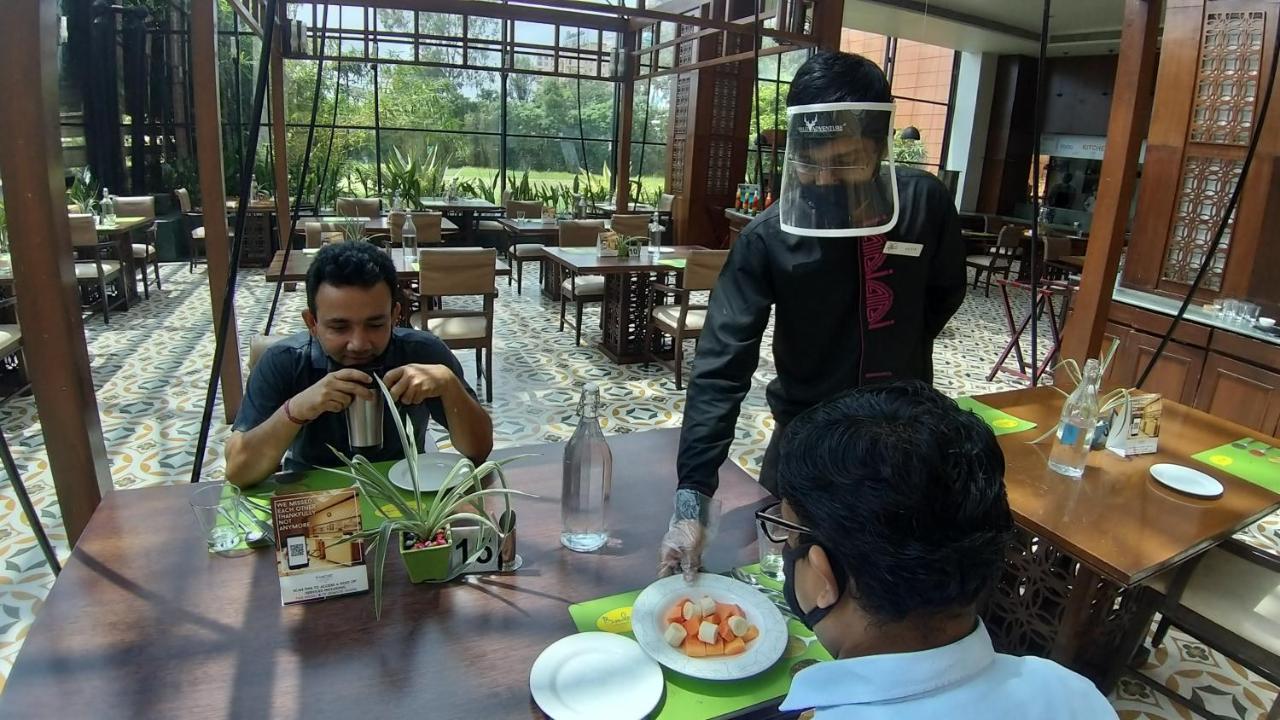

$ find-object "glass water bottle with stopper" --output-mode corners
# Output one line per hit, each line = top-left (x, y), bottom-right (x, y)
(561, 383), (612, 552)
(1049, 358), (1102, 477)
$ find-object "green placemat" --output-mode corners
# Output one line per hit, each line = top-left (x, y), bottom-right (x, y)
(955, 396), (1037, 436)
(567, 564), (830, 720)
(1192, 438), (1280, 493)
(658, 258), (687, 269)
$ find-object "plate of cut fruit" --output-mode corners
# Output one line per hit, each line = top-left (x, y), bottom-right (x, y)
(630, 573), (787, 681)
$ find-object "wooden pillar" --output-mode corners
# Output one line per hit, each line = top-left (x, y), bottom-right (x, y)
(976, 56), (1039, 215)
(0, 0), (113, 545)
(667, 0), (757, 247)
(616, 31), (637, 209)
(270, 10), (291, 256)
(191, 0), (244, 422)
(1059, 0), (1162, 364)
(811, 0), (845, 51)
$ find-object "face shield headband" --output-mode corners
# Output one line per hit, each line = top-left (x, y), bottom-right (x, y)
(779, 102), (900, 238)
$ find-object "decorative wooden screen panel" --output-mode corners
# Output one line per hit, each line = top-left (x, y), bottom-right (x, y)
(1161, 155), (1243, 289)
(1190, 11), (1266, 145)
(669, 76), (691, 194)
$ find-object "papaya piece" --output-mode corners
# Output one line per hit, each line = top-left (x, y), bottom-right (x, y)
(665, 599), (689, 625)
(715, 602), (744, 620)
(705, 638), (725, 656)
(703, 613), (720, 626)
(683, 617), (702, 638)
(743, 625), (760, 643)
(725, 637), (747, 656)
(718, 620), (736, 642)
(682, 637), (707, 657)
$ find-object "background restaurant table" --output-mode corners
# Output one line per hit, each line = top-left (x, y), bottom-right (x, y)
(0, 430), (774, 720)
(541, 246), (704, 364)
(265, 249), (508, 284)
(417, 198), (503, 245)
(978, 387), (1280, 688)
(297, 215), (461, 236)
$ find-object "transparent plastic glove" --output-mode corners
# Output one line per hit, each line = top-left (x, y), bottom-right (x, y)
(658, 488), (720, 581)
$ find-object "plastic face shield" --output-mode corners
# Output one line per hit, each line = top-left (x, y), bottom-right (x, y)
(779, 102), (900, 238)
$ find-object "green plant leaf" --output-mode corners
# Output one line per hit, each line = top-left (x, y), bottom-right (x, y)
(372, 521), (393, 620)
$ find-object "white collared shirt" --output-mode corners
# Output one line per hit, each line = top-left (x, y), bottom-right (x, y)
(780, 621), (1116, 719)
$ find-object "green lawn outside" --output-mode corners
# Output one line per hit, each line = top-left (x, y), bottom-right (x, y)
(448, 166), (667, 195)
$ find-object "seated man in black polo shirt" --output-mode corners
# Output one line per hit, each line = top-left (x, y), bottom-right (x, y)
(225, 241), (493, 487)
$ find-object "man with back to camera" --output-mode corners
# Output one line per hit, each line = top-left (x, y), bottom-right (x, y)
(660, 51), (968, 577)
(224, 241), (492, 487)
(766, 382), (1116, 718)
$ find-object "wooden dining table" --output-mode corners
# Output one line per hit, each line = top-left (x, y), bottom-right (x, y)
(0, 430), (776, 720)
(298, 215), (461, 237)
(541, 246), (705, 364)
(264, 249), (509, 284)
(417, 198), (503, 245)
(977, 387), (1280, 688)
(96, 216), (153, 302)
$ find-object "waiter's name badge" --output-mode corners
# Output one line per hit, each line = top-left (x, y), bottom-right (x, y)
(882, 241), (923, 257)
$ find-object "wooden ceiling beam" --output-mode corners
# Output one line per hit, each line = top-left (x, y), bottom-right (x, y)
(227, 0), (263, 36)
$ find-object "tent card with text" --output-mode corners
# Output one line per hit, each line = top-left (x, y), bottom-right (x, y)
(271, 488), (369, 605)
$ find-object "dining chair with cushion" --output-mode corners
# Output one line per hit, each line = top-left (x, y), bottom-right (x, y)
(175, 188), (206, 272)
(248, 333), (292, 372)
(965, 225), (1022, 297)
(0, 296), (27, 399)
(610, 213), (649, 238)
(410, 211), (444, 246)
(336, 197), (381, 219)
(410, 248), (497, 403)
(1133, 541), (1280, 719)
(304, 222), (345, 249)
(68, 213), (128, 323)
(558, 220), (607, 346)
(643, 249), (728, 390)
(505, 200), (551, 294)
(112, 195), (162, 299)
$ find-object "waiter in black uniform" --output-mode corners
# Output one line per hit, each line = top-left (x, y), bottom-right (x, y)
(659, 51), (968, 578)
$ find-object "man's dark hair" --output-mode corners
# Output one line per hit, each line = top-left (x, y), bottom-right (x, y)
(778, 381), (1012, 623)
(787, 51), (892, 147)
(305, 240), (399, 314)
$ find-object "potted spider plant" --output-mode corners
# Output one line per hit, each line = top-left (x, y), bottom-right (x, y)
(1034, 338), (1132, 450)
(328, 377), (533, 618)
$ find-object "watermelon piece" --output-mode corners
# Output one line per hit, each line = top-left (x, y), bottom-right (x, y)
(665, 599), (689, 624)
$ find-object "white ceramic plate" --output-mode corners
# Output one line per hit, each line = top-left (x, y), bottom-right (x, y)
(1150, 463), (1224, 498)
(529, 632), (663, 720)
(631, 573), (787, 681)
(387, 452), (464, 492)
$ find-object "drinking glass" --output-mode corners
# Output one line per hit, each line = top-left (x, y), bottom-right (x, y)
(1221, 299), (1241, 324)
(1239, 301), (1261, 326)
(190, 484), (246, 554)
(755, 504), (786, 581)
(517, 211), (527, 223)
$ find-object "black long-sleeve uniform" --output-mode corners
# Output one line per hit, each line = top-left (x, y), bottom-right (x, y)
(676, 167), (968, 496)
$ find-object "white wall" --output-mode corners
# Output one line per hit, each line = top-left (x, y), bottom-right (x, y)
(946, 52), (997, 212)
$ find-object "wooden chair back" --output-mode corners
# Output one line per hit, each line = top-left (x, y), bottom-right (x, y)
(410, 212), (443, 245)
(336, 197), (381, 219)
(996, 225), (1023, 249)
(1042, 235), (1073, 262)
(611, 213), (648, 237)
(657, 194), (674, 212)
(68, 214), (99, 248)
(418, 248), (496, 297)
(683, 250), (729, 291)
(505, 200), (542, 219)
(175, 188), (193, 213)
(304, 221), (344, 248)
(559, 220), (606, 248)
(112, 195), (156, 220)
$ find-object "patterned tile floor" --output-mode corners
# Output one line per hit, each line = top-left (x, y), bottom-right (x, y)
(0, 262), (1275, 716)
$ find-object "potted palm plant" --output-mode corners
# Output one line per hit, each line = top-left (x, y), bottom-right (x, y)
(328, 378), (533, 618)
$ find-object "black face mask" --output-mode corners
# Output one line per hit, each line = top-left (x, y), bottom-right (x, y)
(797, 184), (851, 230)
(782, 540), (847, 631)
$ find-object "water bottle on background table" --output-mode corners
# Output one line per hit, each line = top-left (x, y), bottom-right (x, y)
(1049, 358), (1102, 478)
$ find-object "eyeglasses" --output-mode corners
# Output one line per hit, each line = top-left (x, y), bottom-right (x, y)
(755, 501), (813, 544)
